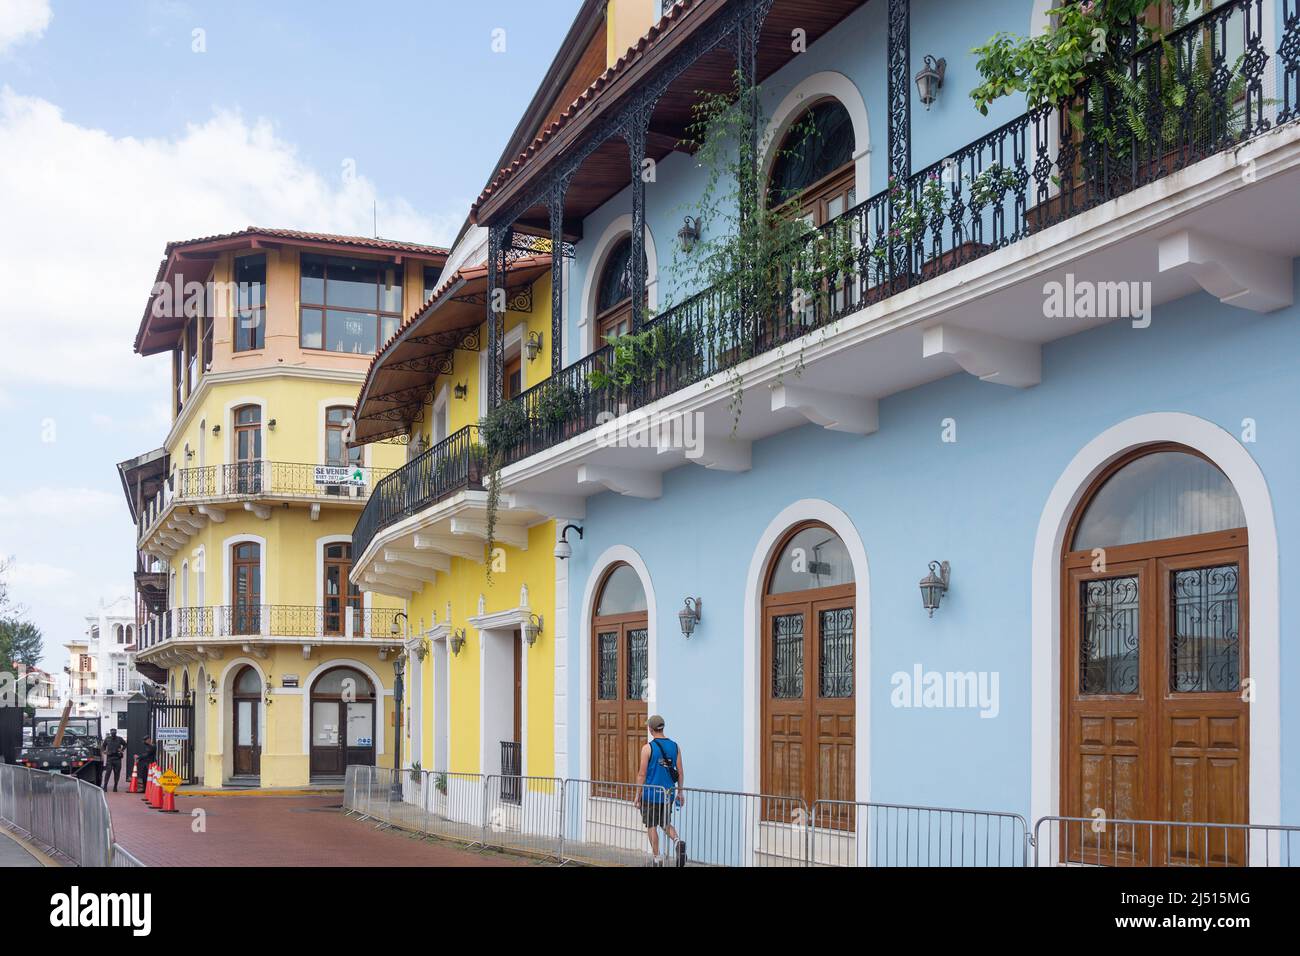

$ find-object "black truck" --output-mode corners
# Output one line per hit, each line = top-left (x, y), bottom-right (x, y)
(14, 716), (104, 785)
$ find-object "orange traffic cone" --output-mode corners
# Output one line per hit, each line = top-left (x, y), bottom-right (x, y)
(149, 765), (163, 809)
(142, 764), (152, 802)
(126, 762), (140, 794)
(158, 786), (177, 813)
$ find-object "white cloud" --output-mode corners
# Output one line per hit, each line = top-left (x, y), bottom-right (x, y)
(0, 487), (120, 522)
(0, 0), (50, 54)
(0, 87), (445, 391)
(4, 559), (73, 593)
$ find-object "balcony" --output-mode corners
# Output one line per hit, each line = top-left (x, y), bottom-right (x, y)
(138, 460), (395, 550)
(495, 0), (1295, 469)
(351, 425), (486, 562)
(136, 604), (404, 662)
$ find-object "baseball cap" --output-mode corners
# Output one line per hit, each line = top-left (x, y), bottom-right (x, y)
(647, 714), (665, 732)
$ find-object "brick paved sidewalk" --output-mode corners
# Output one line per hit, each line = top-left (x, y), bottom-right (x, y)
(107, 790), (526, 867)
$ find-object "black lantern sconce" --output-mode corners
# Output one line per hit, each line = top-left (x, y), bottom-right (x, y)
(524, 331), (543, 362)
(454, 381), (468, 400)
(678, 597), (702, 638)
(449, 628), (467, 656)
(677, 216), (702, 253)
(915, 55), (946, 110)
(919, 561), (950, 617)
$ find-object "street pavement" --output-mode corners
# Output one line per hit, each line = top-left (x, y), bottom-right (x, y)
(106, 789), (528, 867)
(0, 828), (42, 867)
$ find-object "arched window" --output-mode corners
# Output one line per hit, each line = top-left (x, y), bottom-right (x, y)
(310, 666), (376, 778)
(114, 624), (124, 644)
(233, 404), (263, 493)
(182, 671), (190, 698)
(1062, 444), (1248, 864)
(761, 522), (855, 816)
(125, 625), (134, 645)
(231, 542), (261, 635)
(591, 563), (648, 788)
(594, 237), (647, 346)
(767, 99), (856, 225)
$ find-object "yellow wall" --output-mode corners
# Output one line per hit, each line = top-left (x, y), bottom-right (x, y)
(172, 650), (397, 788)
(606, 0), (659, 67)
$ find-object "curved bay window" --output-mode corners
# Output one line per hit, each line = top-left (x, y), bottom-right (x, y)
(300, 254), (403, 354)
(323, 542), (361, 636)
(591, 563), (648, 788)
(310, 666), (376, 777)
(232, 665), (262, 778)
(593, 236), (647, 348)
(762, 523), (855, 817)
(1063, 444), (1248, 865)
(767, 99), (856, 226)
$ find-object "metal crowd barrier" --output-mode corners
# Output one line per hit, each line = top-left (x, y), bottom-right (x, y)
(0, 763), (141, 867)
(340, 767), (1299, 868)
(1032, 816), (1300, 867)
(808, 800), (1030, 867)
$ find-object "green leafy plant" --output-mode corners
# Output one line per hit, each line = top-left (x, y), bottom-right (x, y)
(587, 323), (697, 392)
(534, 379), (582, 427)
(434, 772), (448, 795)
(969, 1), (1200, 115)
(479, 399), (532, 579)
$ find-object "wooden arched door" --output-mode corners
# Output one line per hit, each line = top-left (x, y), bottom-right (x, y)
(1062, 444), (1248, 865)
(761, 522), (855, 814)
(231, 665), (262, 778)
(590, 563), (648, 788)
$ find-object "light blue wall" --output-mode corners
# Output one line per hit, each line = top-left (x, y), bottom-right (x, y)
(564, 271), (1300, 823)
(565, 0), (1040, 352)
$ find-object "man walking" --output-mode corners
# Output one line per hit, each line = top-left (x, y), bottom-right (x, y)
(634, 714), (686, 867)
(100, 728), (126, 792)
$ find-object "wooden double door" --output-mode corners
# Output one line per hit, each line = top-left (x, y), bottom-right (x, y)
(591, 612), (648, 788)
(1063, 529), (1249, 865)
(762, 584), (855, 815)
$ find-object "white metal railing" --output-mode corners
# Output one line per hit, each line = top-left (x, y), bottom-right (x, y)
(341, 767), (1299, 868)
(0, 763), (143, 867)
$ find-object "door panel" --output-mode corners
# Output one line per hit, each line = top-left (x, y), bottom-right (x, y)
(591, 618), (647, 791)
(1063, 539), (1248, 865)
(233, 699), (260, 777)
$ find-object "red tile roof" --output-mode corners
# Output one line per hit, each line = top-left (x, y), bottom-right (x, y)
(471, 0), (697, 221)
(161, 226), (449, 257)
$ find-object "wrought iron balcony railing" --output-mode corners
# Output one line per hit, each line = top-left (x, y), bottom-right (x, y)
(351, 425), (485, 560)
(137, 460), (395, 541)
(142, 604), (403, 643)
(490, 0), (1292, 466)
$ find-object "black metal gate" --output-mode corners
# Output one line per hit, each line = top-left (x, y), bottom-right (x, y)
(149, 693), (196, 784)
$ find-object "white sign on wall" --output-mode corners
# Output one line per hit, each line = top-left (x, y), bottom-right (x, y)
(314, 466), (367, 487)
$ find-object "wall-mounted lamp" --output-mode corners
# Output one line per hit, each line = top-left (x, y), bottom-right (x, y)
(449, 628), (467, 656)
(211, 424), (221, 437)
(454, 381), (469, 400)
(267, 418), (277, 430)
(919, 561), (950, 617)
(524, 331), (543, 362)
(677, 216), (702, 253)
(678, 597), (702, 638)
(915, 55), (946, 110)
(522, 613), (543, 647)
(554, 523), (584, 560)
(184, 444), (194, 461)
(413, 638), (430, 662)
(391, 611), (409, 637)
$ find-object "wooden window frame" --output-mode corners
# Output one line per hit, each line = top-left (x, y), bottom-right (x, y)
(299, 253), (404, 355)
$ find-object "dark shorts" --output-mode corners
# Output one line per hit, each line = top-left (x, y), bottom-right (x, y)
(641, 799), (673, 829)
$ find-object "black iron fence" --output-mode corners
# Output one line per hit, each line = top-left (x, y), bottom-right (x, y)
(500, 740), (522, 805)
(148, 694), (195, 785)
(352, 425), (484, 560)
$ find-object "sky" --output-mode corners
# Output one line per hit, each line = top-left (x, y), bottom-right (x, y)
(0, 0), (582, 667)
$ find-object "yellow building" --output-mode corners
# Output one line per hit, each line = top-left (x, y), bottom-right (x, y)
(349, 0), (664, 785)
(121, 227), (448, 788)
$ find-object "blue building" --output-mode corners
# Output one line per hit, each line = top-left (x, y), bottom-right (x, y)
(354, 0), (1300, 865)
